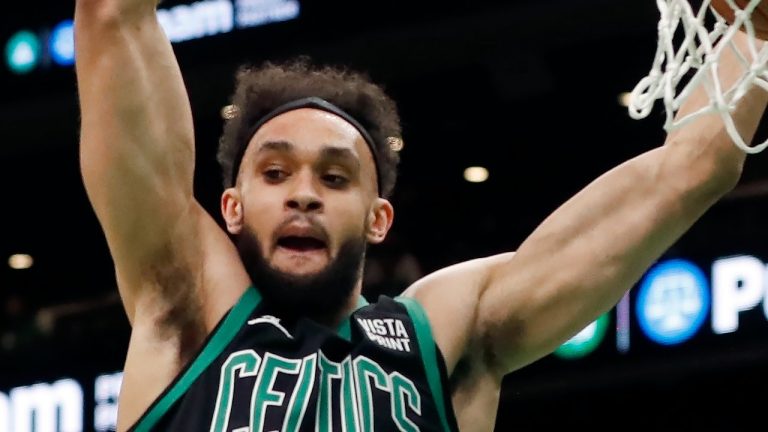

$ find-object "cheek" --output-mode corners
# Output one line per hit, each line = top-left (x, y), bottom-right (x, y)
(331, 200), (370, 237)
(242, 203), (282, 245)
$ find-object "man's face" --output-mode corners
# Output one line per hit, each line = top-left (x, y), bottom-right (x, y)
(221, 108), (392, 317)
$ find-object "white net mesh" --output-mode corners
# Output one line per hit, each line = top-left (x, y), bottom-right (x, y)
(629, 0), (768, 153)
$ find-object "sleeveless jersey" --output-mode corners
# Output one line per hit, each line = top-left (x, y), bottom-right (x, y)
(128, 287), (459, 431)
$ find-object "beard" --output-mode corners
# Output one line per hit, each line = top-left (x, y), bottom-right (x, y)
(236, 226), (367, 325)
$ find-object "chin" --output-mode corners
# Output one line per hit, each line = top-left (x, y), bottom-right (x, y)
(237, 227), (366, 323)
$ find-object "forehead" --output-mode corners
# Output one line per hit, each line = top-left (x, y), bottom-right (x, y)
(249, 108), (369, 157)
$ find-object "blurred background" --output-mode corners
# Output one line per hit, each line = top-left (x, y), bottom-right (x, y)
(1, 0), (768, 430)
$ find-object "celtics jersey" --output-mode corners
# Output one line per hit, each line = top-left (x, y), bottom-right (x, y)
(128, 287), (459, 431)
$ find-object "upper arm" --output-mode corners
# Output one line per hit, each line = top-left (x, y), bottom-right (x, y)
(402, 255), (502, 375)
(409, 148), (733, 380)
(75, 0), (198, 319)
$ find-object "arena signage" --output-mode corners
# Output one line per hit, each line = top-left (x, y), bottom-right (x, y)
(4, 0), (300, 74)
(0, 372), (121, 432)
(555, 254), (768, 358)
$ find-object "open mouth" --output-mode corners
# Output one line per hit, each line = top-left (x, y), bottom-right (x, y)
(276, 236), (327, 252)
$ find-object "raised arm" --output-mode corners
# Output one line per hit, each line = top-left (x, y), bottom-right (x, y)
(406, 32), (768, 379)
(75, 2), (251, 426)
(75, 0), (200, 321)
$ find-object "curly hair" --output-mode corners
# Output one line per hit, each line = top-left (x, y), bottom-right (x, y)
(217, 57), (402, 198)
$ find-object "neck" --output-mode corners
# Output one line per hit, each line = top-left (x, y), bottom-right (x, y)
(325, 280), (364, 328)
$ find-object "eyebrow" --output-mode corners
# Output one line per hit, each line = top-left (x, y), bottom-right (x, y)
(256, 140), (360, 169)
(256, 140), (294, 154)
(319, 147), (360, 170)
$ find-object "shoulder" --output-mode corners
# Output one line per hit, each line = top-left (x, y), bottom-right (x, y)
(396, 252), (517, 375)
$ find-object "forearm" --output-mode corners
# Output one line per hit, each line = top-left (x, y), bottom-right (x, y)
(75, 0), (195, 209)
(75, 0), (197, 280)
(75, 0), (194, 162)
(474, 34), (768, 372)
(75, 0), (160, 22)
(664, 31), (768, 194)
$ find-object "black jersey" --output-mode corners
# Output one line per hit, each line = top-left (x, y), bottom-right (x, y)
(129, 287), (459, 431)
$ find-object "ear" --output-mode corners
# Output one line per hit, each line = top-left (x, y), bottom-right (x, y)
(366, 198), (394, 244)
(221, 187), (244, 235)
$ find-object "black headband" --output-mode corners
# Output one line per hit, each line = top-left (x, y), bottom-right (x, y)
(230, 96), (383, 196)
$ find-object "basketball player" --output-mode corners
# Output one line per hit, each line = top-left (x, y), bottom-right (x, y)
(73, 0), (768, 430)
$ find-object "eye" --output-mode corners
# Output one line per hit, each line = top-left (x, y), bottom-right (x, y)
(263, 167), (288, 182)
(322, 173), (349, 187)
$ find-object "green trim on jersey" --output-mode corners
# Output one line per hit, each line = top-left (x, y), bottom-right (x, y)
(337, 295), (369, 341)
(394, 296), (452, 432)
(133, 286), (261, 432)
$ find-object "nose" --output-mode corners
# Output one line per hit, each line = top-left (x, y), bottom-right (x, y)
(285, 171), (323, 212)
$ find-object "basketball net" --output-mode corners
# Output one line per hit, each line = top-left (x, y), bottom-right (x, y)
(629, 0), (768, 153)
